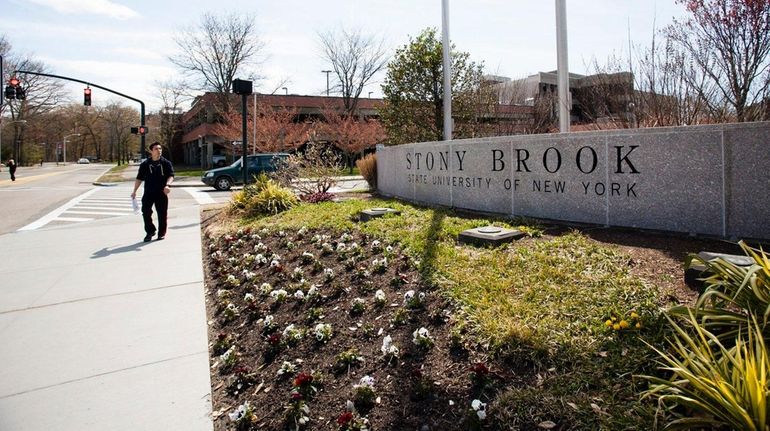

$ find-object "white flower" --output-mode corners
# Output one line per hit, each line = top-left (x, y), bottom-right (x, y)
(311, 234), (321, 243)
(471, 399), (487, 420)
(254, 242), (267, 252)
(322, 242), (334, 253)
(220, 346), (236, 362)
(228, 402), (249, 422)
(259, 283), (272, 294)
(226, 274), (240, 287)
(255, 253), (267, 264)
(294, 290), (305, 300)
(340, 233), (352, 242)
(412, 327), (434, 347)
(270, 259), (280, 268)
(278, 230), (286, 237)
(270, 289), (288, 301)
(297, 226), (308, 237)
(336, 242), (347, 252)
(242, 269), (256, 280)
(307, 284), (319, 297)
(386, 245), (393, 253)
(346, 400), (355, 411)
(404, 290), (415, 303)
(243, 293), (255, 302)
(374, 289), (386, 303)
(277, 360), (297, 376)
(283, 323), (296, 337)
(381, 335), (399, 357)
(270, 253), (281, 261)
(324, 268), (334, 280)
(301, 251), (314, 260)
(263, 315), (274, 328)
(216, 289), (230, 298)
(313, 323), (332, 341)
(358, 375), (375, 387)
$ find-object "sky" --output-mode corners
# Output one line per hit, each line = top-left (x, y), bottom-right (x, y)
(0, 0), (688, 113)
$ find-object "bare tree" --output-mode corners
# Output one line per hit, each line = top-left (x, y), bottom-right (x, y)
(1, 34), (67, 163)
(169, 12), (264, 112)
(318, 28), (388, 116)
(666, 0), (770, 121)
(154, 78), (189, 153)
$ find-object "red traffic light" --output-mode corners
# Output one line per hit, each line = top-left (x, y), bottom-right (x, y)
(138, 126), (147, 135)
(8, 77), (19, 87)
(84, 87), (92, 106)
(84, 88), (92, 95)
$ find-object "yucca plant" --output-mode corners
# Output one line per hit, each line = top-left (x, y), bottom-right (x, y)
(642, 312), (769, 430)
(673, 241), (770, 345)
(248, 180), (298, 215)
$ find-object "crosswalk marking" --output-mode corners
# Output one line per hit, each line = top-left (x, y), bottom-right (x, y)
(56, 217), (94, 222)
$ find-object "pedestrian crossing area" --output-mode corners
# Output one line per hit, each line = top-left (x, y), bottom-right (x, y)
(18, 186), (139, 231)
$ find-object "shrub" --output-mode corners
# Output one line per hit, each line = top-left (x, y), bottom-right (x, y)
(272, 142), (344, 195)
(356, 153), (377, 189)
(302, 192), (336, 203)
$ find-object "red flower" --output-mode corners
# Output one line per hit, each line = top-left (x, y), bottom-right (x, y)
(337, 412), (353, 425)
(290, 391), (303, 401)
(293, 372), (313, 387)
(267, 333), (282, 345)
(470, 362), (489, 376)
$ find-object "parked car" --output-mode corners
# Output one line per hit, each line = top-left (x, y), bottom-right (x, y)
(212, 154), (227, 167)
(202, 153), (289, 191)
(77, 158), (90, 164)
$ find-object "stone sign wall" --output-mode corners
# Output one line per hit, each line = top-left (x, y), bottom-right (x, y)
(376, 121), (770, 241)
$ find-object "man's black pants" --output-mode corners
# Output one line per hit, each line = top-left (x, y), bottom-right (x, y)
(141, 192), (168, 236)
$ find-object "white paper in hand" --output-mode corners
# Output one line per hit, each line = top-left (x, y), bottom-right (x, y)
(131, 197), (140, 214)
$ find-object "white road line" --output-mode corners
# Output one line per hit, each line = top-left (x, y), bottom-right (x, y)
(183, 188), (216, 205)
(67, 210), (133, 216)
(71, 206), (131, 211)
(18, 188), (99, 231)
(55, 217), (94, 222)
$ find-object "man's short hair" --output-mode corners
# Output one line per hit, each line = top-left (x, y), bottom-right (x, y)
(149, 142), (162, 150)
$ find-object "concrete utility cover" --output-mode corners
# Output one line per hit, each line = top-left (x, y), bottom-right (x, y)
(684, 250), (755, 291)
(360, 207), (401, 222)
(458, 225), (525, 247)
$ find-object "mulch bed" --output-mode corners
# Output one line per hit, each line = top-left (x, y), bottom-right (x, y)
(200, 206), (744, 430)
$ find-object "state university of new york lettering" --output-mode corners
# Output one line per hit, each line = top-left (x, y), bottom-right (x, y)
(405, 145), (640, 198)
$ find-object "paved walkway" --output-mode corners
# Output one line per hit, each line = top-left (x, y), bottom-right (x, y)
(0, 183), (213, 430)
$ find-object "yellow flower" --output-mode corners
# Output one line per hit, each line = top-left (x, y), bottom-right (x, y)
(613, 323), (621, 331)
(630, 311), (639, 319)
(635, 322), (641, 329)
(605, 319), (613, 327)
(619, 320), (629, 329)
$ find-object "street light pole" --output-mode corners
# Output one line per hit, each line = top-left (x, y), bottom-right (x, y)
(321, 70), (332, 96)
(282, 87), (288, 95)
(62, 133), (80, 165)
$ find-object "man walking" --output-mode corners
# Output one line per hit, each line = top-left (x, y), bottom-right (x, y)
(131, 142), (174, 242)
(8, 159), (17, 181)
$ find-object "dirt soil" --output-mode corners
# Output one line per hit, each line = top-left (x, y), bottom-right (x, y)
(199, 205), (744, 431)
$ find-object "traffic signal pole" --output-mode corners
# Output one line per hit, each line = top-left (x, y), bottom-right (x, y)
(13, 69), (147, 157)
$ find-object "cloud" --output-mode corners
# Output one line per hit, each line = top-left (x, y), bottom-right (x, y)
(26, 0), (139, 20)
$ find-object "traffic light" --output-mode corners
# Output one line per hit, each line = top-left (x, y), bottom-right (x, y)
(131, 126), (149, 135)
(84, 87), (91, 106)
(5, 77), (21, 100)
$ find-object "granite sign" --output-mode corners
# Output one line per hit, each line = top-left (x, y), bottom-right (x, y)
(377, 121), (770, 240)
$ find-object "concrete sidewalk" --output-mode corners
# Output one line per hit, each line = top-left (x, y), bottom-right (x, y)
(0, 198), (212, 430)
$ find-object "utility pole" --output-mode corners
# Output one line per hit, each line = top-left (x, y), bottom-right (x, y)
(321, 70), (332, 96)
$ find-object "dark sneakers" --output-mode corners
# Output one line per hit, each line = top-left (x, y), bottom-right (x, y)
(144, 232), (156, 242)
(157, 235), (165, 241)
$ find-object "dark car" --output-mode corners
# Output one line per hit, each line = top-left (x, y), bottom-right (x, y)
(202, 153), (289, 191)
